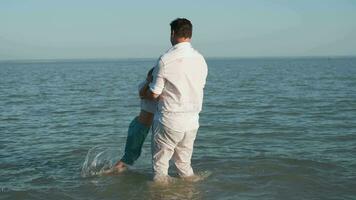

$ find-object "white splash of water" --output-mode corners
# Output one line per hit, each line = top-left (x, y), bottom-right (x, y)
(81, 146), (120, 177)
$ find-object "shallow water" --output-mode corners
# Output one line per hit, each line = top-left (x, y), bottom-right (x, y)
(1, 57), (356, 199)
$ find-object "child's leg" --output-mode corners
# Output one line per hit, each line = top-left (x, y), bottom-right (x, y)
(118, 110), (153, 166)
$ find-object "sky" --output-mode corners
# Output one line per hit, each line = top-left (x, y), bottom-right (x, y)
(1, 0), (356, 60)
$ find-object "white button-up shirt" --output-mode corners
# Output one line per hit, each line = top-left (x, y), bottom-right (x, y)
(149, 42), (208, 132)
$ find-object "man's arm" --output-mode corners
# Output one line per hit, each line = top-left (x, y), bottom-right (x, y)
(140, 60), (165, 100)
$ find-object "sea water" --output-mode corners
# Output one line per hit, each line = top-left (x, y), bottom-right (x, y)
(1, 57), (356, 199)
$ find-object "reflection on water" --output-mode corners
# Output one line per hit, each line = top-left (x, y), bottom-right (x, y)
(148, 180), (202, 200)
(147, 172), (212, 200)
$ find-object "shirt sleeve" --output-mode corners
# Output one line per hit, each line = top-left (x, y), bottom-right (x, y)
(149, 59), (165, 95)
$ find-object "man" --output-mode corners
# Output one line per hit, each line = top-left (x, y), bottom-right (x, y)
(140, 18), (208, 181)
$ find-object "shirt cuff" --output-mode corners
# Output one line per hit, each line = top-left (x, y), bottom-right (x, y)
(149, 82), (163, 95)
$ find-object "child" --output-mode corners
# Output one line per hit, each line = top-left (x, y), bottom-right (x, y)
(110, 68), (156, 173)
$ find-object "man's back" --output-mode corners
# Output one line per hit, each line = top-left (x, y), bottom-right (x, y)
(150, 42), (208, 132)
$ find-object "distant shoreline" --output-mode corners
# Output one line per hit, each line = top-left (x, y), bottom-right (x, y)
(1, 55), (356, 64)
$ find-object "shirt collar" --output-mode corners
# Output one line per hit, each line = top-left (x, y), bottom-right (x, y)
(172, 42), (192, 49)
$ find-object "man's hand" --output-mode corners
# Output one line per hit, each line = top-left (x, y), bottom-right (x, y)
(148, 91), (160, 100)
(139, 81), (159, 100)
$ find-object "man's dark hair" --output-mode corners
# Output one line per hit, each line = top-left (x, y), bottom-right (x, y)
(170, 18), (193, 38)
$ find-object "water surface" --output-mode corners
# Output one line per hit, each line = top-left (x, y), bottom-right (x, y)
(1, 57), (356, 199)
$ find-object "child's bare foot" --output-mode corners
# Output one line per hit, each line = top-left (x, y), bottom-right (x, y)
(102, 161), (128, 175)
(113, 161), (128, 172)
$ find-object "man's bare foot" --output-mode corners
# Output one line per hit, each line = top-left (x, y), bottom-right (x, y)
(153, 175), (175, 185)
(181, 175), (202, 182)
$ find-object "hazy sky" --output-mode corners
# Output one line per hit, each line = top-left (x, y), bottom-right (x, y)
(1, 0), (356, 60)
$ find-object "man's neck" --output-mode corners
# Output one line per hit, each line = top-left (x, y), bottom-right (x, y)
(172, 38), (191, 46)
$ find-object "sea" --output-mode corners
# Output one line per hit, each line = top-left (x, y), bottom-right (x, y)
(1, 57), (356, 200)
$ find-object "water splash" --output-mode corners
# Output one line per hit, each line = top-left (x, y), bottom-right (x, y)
(81, 146), (120, 177)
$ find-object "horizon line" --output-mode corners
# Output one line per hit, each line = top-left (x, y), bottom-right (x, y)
(1, 54), (356, 63)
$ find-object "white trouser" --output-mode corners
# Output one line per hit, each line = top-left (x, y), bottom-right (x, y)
(151, 120), (198, 179)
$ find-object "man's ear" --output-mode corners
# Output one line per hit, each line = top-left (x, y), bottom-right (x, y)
(171, 30), (175, 37)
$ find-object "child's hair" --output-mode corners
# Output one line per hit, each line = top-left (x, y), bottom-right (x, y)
(147, 67), (154, 77)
